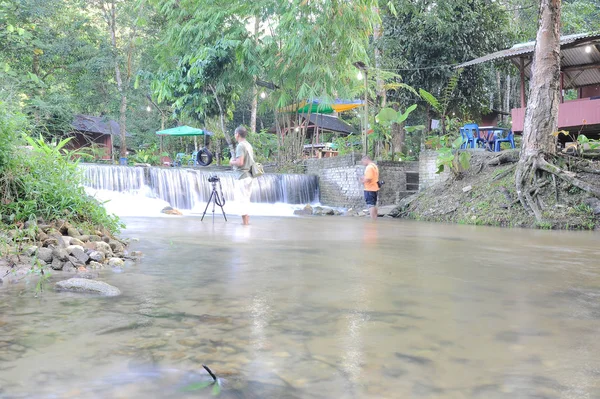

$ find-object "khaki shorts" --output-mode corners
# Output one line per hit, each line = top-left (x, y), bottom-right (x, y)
(236, 177), (253, 215)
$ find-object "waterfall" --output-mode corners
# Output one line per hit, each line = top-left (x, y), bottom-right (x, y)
(80, 164), (319, 211)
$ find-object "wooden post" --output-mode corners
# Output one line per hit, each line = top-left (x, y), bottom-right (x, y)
(520, 57), (526, 108)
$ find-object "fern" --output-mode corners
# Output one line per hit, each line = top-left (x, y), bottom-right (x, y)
(419, 88), (440, 113)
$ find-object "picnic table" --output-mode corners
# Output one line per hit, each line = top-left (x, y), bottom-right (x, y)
(478, 126), (511, 151)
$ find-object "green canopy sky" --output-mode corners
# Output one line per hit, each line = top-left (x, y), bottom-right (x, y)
(156, 126), (213, 136)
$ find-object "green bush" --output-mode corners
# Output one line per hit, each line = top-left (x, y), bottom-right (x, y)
(0, 108), (122, 234)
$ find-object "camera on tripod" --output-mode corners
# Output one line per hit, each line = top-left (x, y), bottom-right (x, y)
(201, 175), (226, 222)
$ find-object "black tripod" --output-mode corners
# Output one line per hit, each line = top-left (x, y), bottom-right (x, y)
(201, 178), (227, 223)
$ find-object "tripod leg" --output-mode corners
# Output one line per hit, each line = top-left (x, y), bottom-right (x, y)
(201, 190), (215, 221)
(217, 193), (227, 221)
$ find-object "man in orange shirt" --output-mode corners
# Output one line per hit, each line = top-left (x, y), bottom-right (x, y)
(360, 155), (379, 220)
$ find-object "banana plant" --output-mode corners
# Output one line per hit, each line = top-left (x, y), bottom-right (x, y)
(375, 104), (418, 127)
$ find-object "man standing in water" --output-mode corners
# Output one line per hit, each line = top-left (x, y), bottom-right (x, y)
(360, 155), (379, 220)
(229, 126), (255, 225)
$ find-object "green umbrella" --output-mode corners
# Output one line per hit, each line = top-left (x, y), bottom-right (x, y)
(156, 126), (214, 136)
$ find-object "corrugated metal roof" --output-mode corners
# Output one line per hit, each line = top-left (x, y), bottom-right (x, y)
(72, 115), (130, 136)
(302, 113), (355, 134)
(456, 33), (600, 85)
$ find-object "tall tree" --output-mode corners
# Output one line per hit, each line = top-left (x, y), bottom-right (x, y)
(515, 0), (600, 220)
(94, 0), (146, 158)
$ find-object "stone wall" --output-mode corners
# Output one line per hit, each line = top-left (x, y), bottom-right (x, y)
(305, 154), (419, 208)
(377, 161), (419, 205)
(305, 154), (364, 209)
(419, 150), (450, 191)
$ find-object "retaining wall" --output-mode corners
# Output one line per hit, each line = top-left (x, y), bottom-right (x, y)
(305, 154), (419, 208)
(419, 150), (450, 191)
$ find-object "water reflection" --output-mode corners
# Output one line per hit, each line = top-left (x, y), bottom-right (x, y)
(1, 217), (600, 398)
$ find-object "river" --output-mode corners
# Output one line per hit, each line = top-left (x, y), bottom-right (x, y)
(1, 216), (600, 398)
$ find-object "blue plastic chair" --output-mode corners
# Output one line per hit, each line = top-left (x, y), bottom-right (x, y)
(494, 130), (515, 152)
(459, 127), (468, 149)
(189, 151), (199, 166)
(463, 124), (483, 149)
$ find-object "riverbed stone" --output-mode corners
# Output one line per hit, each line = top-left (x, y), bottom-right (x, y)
(55, 278), (121, 296)
(94, 241), (113, 255)
(88, 250), (105, 263)
(52, 248), (69, 262)
(89, 261), (103, 269)
(108, 257), (125, 267)
(59, 236), (72, 247)
(37, 231), (49, 242)
(51, 258), (64, 271)
(88, 235), (101, 242)
(70, 248), (89, 264)
(24, 246), (38, 257)
(67, 227), (80, 238)
(109, 240), (124, 254)
(42, 237), (59, 248)
(70, 238), (85, 247)
(77, 235), (90, 243)
(66, 245), (84, 254)
(62, 261), (76, 273)
(37, 247), (53, 263)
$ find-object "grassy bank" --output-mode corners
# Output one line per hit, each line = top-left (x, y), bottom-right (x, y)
(391, 151), (599, 230)
(1, 104), (123, 285)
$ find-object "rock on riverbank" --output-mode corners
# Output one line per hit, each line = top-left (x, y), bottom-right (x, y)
(55, 278), (121, 296)
(0, 220), (142, 287)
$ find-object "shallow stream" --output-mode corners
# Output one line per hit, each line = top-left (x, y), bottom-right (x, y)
(1, 217), (600, 398)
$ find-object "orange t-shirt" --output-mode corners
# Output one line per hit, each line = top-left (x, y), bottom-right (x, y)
(364, 163), (379, 192)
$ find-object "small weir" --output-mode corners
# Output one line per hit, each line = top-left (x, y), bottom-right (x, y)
(79, 164), (319, 211)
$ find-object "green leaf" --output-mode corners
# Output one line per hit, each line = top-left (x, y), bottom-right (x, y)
(436, 164), (445, 174)
(451, 136), (464, 149)
(7, 24), (14, 33)
(405, 125), (425, 133)
(458, 151), (471, 170)
(397, 104), (418, 124)
(181, 381), (213, 392)
(376, 107), (398, 125)
(418, 89), (440, 113)
(212, 382), (221, 396)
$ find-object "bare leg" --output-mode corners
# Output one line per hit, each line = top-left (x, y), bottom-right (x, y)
(370, 207), (378, 220)
(242, 215), (250, 225)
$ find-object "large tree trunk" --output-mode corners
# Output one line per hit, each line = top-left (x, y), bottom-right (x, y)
(118, 94), (127, 157)
(519, 0), (561, 159)
(250, 17), (260, 134)
(504, 74), (511, 123)
(209, 85), (235, 158)
(515, 0), (561, 220)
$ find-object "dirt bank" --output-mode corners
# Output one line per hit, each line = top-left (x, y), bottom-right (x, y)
(390, 150), (600, 230)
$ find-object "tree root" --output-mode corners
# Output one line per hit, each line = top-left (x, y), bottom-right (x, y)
(492, 164), (517, 182)
(488, 149), (520, 166)
(516, 153), (600, 222)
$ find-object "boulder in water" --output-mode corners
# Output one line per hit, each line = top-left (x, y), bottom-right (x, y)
(88, 250), (105, 263)
(294, 204), (314, 216)
(161, 206), (183, 215)
(55, 278), (121, 296)
(108, 257), (125, 267)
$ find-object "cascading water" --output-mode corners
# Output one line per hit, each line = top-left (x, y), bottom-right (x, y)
(80, 164), (319, 216)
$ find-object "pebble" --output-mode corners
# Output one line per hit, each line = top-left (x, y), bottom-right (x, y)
(108, 258), (125, 267)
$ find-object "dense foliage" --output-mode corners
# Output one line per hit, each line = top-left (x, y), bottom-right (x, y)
(1, 0), (598, 164)
(0, 103), (122, 233)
